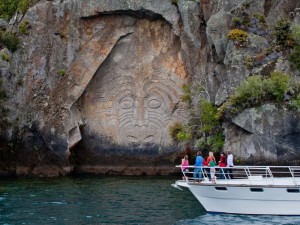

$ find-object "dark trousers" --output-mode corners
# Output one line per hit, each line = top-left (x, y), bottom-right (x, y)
(204, 167), (210, 179)
(227, 167), (233, 179)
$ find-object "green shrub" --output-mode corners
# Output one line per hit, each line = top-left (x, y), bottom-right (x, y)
(174, 88), (225, 151)
(273, 18), (293, 48)
(1, 32), (20, 52)
(227, 29), (248, 43)
(1, 52), (10, 62)
(269, 71), (290, 100)
(216, 101), (231, 120)
(230, 71), (290, 108)
(194, 133), (225, 153)
(199, 99), (219, 133)
(289, 25), (300, 71)
(19, 20), (30, 35)
(176, 131), (192, 141)
(0, 0), (19, 21)
(253, 13), (266, 25)
(57, 69), (65, 76)
(169, 122), (192, 142)
(17, 0), (30, 13)
(195, 137), (206, 149)
(207, 132), (225, 153)
(232, 75), (264, 107)
(180, 83), (192, 104)
(245, 54), (253, 69)
(0, 0), (31, 21)
(232, 17), (244, 27)
(292, 93), (300, 111)
(292, 24), (300, 45)
(169, 122), (183, 141)
(290, 80), (300, 95)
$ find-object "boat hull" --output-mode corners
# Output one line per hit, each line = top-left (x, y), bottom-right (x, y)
(176, 181), (300, 215)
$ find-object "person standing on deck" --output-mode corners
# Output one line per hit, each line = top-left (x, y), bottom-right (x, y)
(218, 152), (227, 179)
(193, 151), (204, 183)
(227, 150), (234, 179)
(205, 151), (214, 179)
(209, 154), (217, 183)
(181, 155), (189, 181)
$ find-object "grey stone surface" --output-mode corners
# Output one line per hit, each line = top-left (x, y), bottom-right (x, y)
(225, 104), (300, 162)
(206, 9), (229, 61)
(0, 0), (300, 176)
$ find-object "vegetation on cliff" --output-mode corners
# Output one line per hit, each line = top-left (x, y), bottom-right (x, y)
(171, 3), (300, 157)
(0, 0), (34, 52)
(169, 83), (224, 153)
(0, 32), (20, 52)
(0, 0), (31, 21)
(217, 71), (300, 118)
(289, 25), (300, 71)
(227, 29), (248, 44)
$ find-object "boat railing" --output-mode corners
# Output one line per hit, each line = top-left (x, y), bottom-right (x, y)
(176, 165), (300, 185)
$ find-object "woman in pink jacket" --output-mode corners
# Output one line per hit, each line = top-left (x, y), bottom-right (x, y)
(181, 155), (189, 181)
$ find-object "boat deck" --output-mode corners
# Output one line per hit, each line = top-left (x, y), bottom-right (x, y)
(177, 165), (300, 187)
(173, 165), (300, 215)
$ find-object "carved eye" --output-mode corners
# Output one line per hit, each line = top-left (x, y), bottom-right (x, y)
(143, 135), (154, 143)
(147, 99), (161, 109)
(127, 136), (138, 143)
(120, 97), (134, 109)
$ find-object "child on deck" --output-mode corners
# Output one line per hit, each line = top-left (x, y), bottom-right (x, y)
(209, 153), (217, 183)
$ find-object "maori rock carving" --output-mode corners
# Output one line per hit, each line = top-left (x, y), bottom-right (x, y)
(81, 19), (189, 149)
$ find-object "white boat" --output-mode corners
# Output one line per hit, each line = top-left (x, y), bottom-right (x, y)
(172, 165), (300, 215)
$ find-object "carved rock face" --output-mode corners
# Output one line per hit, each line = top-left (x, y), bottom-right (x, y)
(80, 19), (188, 150)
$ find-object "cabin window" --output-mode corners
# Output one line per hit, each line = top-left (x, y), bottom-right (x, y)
(215, 187), (227, 191)
(250, 188), (264, 192)
(287, 189), (300, 193)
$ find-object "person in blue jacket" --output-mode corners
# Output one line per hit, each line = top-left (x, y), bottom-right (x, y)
(193, 151), (204, 183)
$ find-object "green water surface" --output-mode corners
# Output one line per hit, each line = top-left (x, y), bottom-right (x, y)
(1, 176), (300, 225)
(0, 176), (203, 225)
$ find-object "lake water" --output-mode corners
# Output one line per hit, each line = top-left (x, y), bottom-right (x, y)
(0, 176), (300, 225)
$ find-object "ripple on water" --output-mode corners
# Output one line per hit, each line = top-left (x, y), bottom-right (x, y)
(1, 177), (300, 225)
(175, 214), (300, 225)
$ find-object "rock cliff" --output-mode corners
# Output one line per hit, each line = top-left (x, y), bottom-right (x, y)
(0, 0), (300, 176)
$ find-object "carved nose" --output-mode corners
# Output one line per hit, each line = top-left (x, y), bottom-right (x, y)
(133, 98), (149, 127)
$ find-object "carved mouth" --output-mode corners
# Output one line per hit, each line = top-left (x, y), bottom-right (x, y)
(126, 135), (155, 144)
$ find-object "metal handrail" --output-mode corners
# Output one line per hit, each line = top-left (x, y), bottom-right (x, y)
(177, 165), (300, 185)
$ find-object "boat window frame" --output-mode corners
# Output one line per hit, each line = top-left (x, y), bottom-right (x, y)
(215, 187), (227, 191)
(250, 187), (264, 192)
(287, 188), (300, 193)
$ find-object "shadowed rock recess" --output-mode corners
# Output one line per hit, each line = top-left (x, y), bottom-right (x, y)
(0, 0), (300, 176)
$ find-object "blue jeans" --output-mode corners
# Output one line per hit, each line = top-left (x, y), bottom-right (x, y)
(193, 167), (203, 180)
(218, 168), (226, 179)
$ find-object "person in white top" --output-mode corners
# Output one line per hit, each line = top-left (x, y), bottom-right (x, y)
(227, 151), (234, 179)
